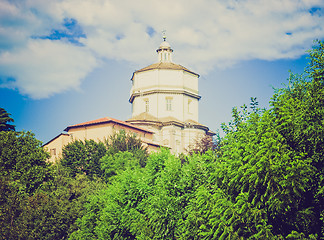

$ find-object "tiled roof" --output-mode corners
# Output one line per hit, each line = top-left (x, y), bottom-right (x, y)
(64, 117), (154, 133)
(133, 62), (199, 77)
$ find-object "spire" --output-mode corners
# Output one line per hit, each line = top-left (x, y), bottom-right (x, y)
(157, 30), (173, 63)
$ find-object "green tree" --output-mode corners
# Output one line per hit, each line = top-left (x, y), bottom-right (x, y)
(307, 39), (324, 82)
(186, 134), (219, 155)
(0, 165), (106, 240)
(100, 151), (140, 181)
(22, 166), (106, 240)
(0, 108), (15, 132)
(105, 130), (149, 167)
(70, 149), (218, 240)
(0, 130), (53, 239)
(61, 139), (106, 179)
(0, 131), (52, 195)
(0, 176), (26, 240)
(184, 41), (324, 239)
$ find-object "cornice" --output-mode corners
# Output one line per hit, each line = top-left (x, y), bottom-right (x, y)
(129, 89), (201, 103)
(126, 119), (210, 132)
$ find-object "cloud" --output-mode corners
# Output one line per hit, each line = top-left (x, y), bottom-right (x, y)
(0, 0), (324, 98)
(0, 39), (97, 99)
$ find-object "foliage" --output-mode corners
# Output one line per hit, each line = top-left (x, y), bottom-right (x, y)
(0, 165), (106, 240)
(100, 151), (140, 181)
(0, 176), (25, 240)
(0, 107), (15, 131)
(307, 39), (324, 82)
(182, 41), (324, 239)
(0, 131), (52, 195)
(61, 139), (106, 179)
(70, 149), (218, 240)
(105, 130), (149, 167)
(186, 134), (219, 155)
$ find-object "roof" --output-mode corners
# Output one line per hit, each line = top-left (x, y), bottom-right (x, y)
(142, 139), (165, 148)
(43, 132), (69, 147)
(64, 117), (154, 134)
(127, 112), (158, 121)
(133, 62), (199, 78)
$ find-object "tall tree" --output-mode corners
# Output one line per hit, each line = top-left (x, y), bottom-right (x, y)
(0, 131), (52, 195)
(185, 40), (324, 239)
(0, 108), (15, 131)
(70, 149), (218, 240)
(0, 130), (53, 239)
(60, 139), (106, 179)
(105, 130), (149, 167)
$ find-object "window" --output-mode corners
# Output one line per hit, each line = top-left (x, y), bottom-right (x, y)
(50, 148), (56, 156)
(144, 99), (149, 112)
(166, 98), (172, 111)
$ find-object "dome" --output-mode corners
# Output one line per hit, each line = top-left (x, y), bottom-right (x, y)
(159, 41), (171, 49)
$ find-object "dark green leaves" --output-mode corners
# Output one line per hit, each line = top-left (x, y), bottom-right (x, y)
(61, 139), (106, 179)
(0, 131), (51, 195)
(0, 108), (15, 132)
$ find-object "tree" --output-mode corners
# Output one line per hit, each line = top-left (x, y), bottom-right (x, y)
(185, 41), (324, 239)
(0, 164), (106, 240)
(0, 108), (15, 131)
(0, 176), (26, 240)
(100, 151), (140, 181)
(20, 166), (106, 240)
(60, 139), (106, 179)
(0, 131), (52, 195)
(186, 134), (219, 155)
(0, 130), (54, 239)
(70, 149), (218, 239)
(105, 130), (149, 167)
(307, 39), (324, 82)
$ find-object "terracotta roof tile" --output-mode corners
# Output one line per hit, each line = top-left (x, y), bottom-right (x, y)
(64, 117), (154, 133)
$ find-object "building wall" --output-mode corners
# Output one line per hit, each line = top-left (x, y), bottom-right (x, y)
(44, 134), (71, 162)
(181, 127), (206, 153)
(131, 69), (199, 122)
(44, 122), (156, 162)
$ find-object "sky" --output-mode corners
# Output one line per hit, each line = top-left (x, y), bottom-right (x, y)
(0, 0), (324, 143)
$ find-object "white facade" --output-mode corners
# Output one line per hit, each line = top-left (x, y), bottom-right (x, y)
(131, 70), (200, 119)
(127, 38), (214, 154)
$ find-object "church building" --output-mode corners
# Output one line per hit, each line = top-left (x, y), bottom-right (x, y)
(44, 36), (214, 162)
(126, 36), (215, 153)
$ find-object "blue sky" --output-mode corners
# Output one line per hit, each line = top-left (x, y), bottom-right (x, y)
(0, 0), (323, 143)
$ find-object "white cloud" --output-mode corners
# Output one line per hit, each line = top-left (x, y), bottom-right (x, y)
(0, 0), (324, 98)
(0, 39), (97, 99)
